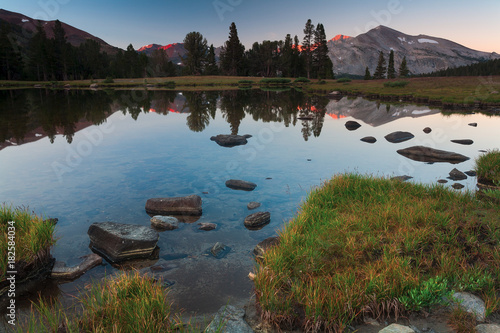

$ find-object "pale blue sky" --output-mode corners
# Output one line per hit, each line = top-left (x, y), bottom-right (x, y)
(2, 0), (499, 53)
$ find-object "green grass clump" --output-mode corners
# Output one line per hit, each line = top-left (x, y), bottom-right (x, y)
(336, 78), (351, 83)
(475, 149), (500, 186)
(0, 205), (56, 282)
(259, 78), (292, 85)
(384, 80), (409, 88)
(253, 174), (500, 331)
(18, 271), (200, 332)
(238, 80), (253, 85)
(294, 77), (311, 83)
(102, 77), (114, 84)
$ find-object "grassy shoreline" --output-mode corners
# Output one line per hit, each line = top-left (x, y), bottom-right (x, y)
(1, 75), (500, 108)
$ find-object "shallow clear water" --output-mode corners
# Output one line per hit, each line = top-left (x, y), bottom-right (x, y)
(1, 89), (499, 319)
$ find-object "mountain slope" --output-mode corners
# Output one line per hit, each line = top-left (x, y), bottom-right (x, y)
(0, 9), (119, 54)
(328, 25), (500, 76)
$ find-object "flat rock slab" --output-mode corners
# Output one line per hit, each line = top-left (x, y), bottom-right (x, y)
(51, 253), (102, 280)
(361, 136), (377, 143)
(226, 179), (257, 191)
(210, 134), (252, 147)
(451, 139), (474, 145)
(345, 120), (361, 131)
(150, 216), (179, 230)
(397, 146), (470, 164)
(205, 305), (254, 333)
(244, 212), (271, 230)
(379, 324), (415, 333)
(88, 222), (159, 263)
(145, 195), (202, 216)
(385, 131), (415, 143)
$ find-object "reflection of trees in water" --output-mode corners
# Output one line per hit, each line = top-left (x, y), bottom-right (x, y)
(0, 89), (331, 145)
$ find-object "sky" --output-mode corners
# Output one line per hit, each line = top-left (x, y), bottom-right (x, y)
(2, 0), (500, 53)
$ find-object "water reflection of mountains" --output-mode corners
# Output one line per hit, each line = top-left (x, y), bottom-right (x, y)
(1, 89), (442, 149)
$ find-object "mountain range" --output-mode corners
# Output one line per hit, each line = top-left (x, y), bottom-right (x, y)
(1, 8), (498, 76)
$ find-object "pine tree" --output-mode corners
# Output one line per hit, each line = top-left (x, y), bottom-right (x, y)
(291, 35), (303, 77)
(387, 50), (396, 79)
(183, 32), (208, 75)
(0, 22), (24, 80)
(28, 22), (50, 81)
(399, 56), (410, 77)
(205, 44), (219, 75)
(364, 67), (371, 80)
(373, 51), (386, 79)
(281, 34), (293, 77)
(52, 20), (69, 80)
(312, 23), (334, 79)
(302, 19), (315, 79)
(219, 22), (244, 76)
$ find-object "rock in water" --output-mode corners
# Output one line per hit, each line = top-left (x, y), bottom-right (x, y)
(449, 168), (467, 181)
(244, 212), (271, 229)
(150, 216), (179, 230)
(452, 183), (465, 190)
(361, 136), (377, 143)
(247, 202), (261, 210)
(88, 222), (159, 263)
(253, 236), (280, 261)
(51, 253), (102, 280)
(225, 179), (257, 191)
(390, 175), (413, 182)
(345, 120), (361, 131)
(198, 222), (217, 231)
(451, 139), (474, 145)
(468, 123), (478, 127)
(397, 146), (470, 164)
(145, 195), (202, 216)
(205, 305), (254, 333)
(423, 127), (432, 133)
(384, 131), (415, 143)
(210, 134), (252, 147)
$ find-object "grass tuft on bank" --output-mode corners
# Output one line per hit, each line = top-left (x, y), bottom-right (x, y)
(0, 205), (56, 282)
(475, 149), (500, 186)
(253, 174), (500, 332)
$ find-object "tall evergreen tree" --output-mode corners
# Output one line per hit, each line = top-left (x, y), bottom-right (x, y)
(302, 19), (315, 79)
(281, 34), (293, 77)
(387, 50), (396, 79)
(291, 35), (304, 77)
(0, 22), (24, 80)
(52, 20), (69, 80)
(182, 32), (208, 75)
(219, 22), (245, 76)
(312, 23), (333, 79)
(28, 22), (50, 81)
(399, 56), (410, 77)
(364, 66), (372, 80)
(205, 44), (219, 75)
(373, 51), (386, 79)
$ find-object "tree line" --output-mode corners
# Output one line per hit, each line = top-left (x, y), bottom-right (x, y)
(0, 19), (334, 81)
(364, 50), (410, 80)
(420, 58), (500, 77)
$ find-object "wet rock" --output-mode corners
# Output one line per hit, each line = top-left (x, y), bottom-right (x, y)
(210, 134), (252, 147)
(226, 179), (257, 191)
(345, 120), (361, 131)
(451, 139), (474, 145)
(476, 324), (500, 333)
(437, 179), (448, 184)
(379, 323), (415, 333)
(145, 195), (202, 216)
(397, 146), (470, 164)
(390, 175), (413, 182)
(469, 123), (478, 127)
(139, 258), (177, 287)
(253, 236), (280, 260)
(244, 212), (271, 229)
(88, 222), (159, 263)
(205, 305), (254, 333)
(449, 168), (467, 181)
(361, 136), (377, 143)
(150, 216), (179, 230)
(423, 127), (432, 134)
(209, 242), (230, 259)
(452, 183), (465, 190)
(384, 131), (415, 143)
(51, 253), (102, 280)
(465, 170), (477, 177)
(198, 222), (217, 231)
(451, 292), (486, 322)
(247, 202), (261, 210)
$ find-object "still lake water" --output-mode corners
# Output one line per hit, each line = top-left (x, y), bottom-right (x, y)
(1, 88), (499, 319)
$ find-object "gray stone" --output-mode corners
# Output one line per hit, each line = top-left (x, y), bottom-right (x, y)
(205, 305), (254, 333)
(449, 168), (467, 181)
(247, 202), (261, 210)
(51, 253), (102, 280)
(465, 170), (477, 177)
(88, 222), (159, 263)
(452, 183), (465, 190)
(361, 136), (377, 143)
(145, 195), (202, 216)
(198, 222), (217, 231)
(384, 131), (415, 143)
(390, 175), (413, 182)
(244, 212), (271, 229)
(452, 292), (486, 322)
(345, 120), (361, 131)
(469, 123), (478, 127)
(437, 179), (448, 184)
(210, 242), (230, 258)
(451, 139), (474, 145)
(423, 127), (432, 134)
(253, 236), (280, 261)
(210, 134), (252, 147)
(378, 324), (415, 333)
(150, 216), (179, 230)
(226, 179), (257, 191)
(475, 324), (500, 333)
(397, 146), (470, 164)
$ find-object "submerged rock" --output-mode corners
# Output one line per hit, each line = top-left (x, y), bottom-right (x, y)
(198, 222), (217, 231)
(208, 242), (231, 259)
(247, 202), (261, 210)
(51, 253), (102, 280)
(210, 134), (252, 147)
(226, 179), (257, 191)
(205, 305), (254, 333)
(244, 212), (271, 230)
(345, 120), (361, 131)
(150, 216), (179, 230)
(88, 222), (159, 263)
(145, 195), (202, 216)
(384, 131), (415, 143)
(451, 139), (474, 145)
(360, 136), (377, 143)
(390, 175), (413, 182)
(449, 168), (467, 181)
(397, 146), (470, 164)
